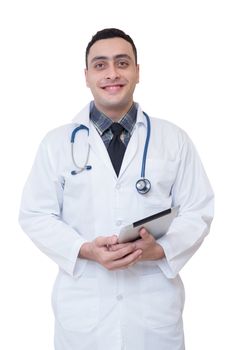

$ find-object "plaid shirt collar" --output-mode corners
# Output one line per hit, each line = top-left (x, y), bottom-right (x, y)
(89, 101), (138, 136)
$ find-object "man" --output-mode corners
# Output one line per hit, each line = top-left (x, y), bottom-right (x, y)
(19, 28), (214, 350)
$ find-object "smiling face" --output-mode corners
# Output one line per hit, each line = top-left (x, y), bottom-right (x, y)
(85, 37), (139, 120)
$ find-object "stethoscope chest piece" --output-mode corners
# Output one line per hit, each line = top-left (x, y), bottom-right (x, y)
(135, 178), (151, 194)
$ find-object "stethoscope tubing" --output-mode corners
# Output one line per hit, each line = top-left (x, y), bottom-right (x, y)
(140, 112), (151, 179)
(71, 124), (90, 174)
(71, 124), (89, 143)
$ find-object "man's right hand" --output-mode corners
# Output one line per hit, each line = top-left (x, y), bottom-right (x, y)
(79, 235), (142, 270)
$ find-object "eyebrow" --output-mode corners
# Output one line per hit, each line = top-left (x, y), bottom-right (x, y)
(90, 54), (132, 64)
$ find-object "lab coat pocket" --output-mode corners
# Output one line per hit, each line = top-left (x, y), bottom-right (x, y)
(141, 159), (179, 209)
(52, 273), (99, 332)
(140, 272), (184, 329)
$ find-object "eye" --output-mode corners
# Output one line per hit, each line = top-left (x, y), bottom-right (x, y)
(94, 62), (106, 70)
(117, 60), (129, 68)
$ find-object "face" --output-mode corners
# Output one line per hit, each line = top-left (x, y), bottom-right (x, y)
(85, 37), (139, 119)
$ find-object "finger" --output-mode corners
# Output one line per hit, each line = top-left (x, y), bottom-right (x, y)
(110, 243), (136, 260)
(139, 228), (150, 239)
(127, 253), (143, 268)
(108, 242), (134, 251)
(109, 249), (142, 270)
(95, 235), (118, 247)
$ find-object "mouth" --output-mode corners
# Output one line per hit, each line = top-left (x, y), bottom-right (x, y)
(101, 84), (125, 93)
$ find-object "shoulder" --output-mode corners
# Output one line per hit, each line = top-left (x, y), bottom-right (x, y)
(40, 123), (77, 148)
(34, 123), (77, 172)
(138, 106), (187, 143)
(145, 115), (196, 162)
(151, 116), (189, 146)
(40, 103), (91, 148)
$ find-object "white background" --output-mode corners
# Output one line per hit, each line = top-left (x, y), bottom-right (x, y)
(0, 0), (232, 349)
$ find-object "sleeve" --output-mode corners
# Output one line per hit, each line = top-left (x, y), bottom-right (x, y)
(18, 135), (88, 277)
(156, 133), (214, 278)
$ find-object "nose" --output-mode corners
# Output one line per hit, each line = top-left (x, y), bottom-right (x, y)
(105, 63), (120, 80)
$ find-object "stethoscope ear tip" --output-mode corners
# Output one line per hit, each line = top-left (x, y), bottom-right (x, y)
(71, 170), (78, 175)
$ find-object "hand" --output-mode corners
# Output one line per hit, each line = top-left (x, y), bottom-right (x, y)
(133, 228), (165, 261)
(109, 228), (165, 262)
(79, 235), (142, 270)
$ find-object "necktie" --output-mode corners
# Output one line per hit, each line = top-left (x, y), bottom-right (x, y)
(107, 123), (126, 176)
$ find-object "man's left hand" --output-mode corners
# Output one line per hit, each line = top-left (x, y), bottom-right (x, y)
(109, 228), (165, 261)
(133, 228), (165, 260)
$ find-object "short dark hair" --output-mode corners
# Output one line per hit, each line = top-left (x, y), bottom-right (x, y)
(85, 28), (137, 68)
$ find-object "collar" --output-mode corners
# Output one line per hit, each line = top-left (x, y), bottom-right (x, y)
(90, 102), (138, 135)
(72, 102), (147, 129)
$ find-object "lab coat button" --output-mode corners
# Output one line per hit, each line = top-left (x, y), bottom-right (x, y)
(117, 294), (123, 301)
(116, 220), (122, 226)
(116, 184), (121, 189)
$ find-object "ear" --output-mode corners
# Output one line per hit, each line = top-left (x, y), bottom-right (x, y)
(84, 68), (89, 87)
(136, 64), (140, 84)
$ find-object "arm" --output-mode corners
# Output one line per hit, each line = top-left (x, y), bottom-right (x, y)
(19, 135), (87, 277)
(19, 133), (142, 274)
(156, 133), (214, 278)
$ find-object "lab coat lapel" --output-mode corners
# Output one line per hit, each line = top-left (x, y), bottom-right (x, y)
(119, 108), (147, 178)
(72, 103), (91, 127)
(72, 103), (117, 177)
(118, 125), (139, 177)
(88, 122), (117, 176)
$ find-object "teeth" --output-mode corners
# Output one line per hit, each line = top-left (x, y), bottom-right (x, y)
(103, 85), (123, 88)
(105, 85), (121, 89)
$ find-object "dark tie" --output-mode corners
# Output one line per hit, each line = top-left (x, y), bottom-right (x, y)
(107, 123), (126, 176)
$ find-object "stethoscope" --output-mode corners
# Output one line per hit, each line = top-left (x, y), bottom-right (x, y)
(70, 112), (151, 194)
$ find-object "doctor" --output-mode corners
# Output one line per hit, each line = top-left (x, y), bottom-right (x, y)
(19, 28), (214, 350)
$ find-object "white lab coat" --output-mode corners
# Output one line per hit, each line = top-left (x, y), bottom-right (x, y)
(19, 103), (214, 350)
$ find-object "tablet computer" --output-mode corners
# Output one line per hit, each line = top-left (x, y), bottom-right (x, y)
(118, 206), (179, 243)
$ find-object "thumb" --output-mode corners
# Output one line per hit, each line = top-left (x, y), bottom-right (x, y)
(139, 228), (150, 239)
